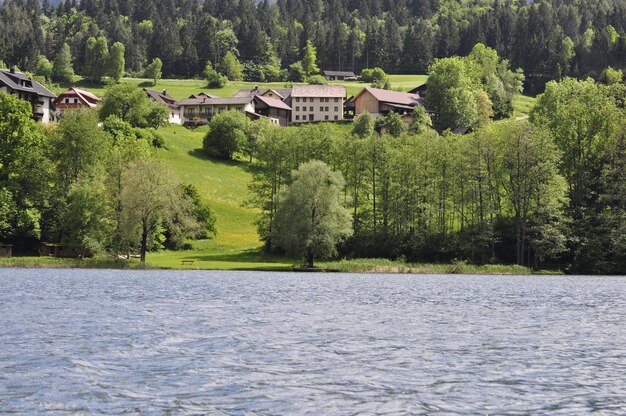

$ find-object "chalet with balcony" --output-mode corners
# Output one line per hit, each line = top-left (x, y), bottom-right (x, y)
(0, 68), (56, 123)
(144, 88), (181, 124)
(178, 93), (255, 125)
(53, 87), (100, 119)
(291, 85), (346, 123)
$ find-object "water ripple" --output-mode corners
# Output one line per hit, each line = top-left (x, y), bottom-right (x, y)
(1, 269), (625, 414)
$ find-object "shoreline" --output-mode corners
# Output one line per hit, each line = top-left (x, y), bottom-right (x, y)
(0, 257), (560, 275)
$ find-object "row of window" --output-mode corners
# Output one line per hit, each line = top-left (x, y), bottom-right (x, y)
(295, 115), (339, 121)
(294, 97), (340, 103)
(294, 106), (340, 112)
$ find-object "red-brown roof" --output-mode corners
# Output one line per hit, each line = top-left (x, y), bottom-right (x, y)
(54, 87), (100, 107)
(254, 95), (292, 111)
(356, 87), (421, 106)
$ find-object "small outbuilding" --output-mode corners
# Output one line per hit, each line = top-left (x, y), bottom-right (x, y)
(0, 243), (12, 258)
(323, 70), (357, 81)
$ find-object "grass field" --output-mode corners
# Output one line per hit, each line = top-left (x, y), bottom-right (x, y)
(51, 74), (428, 101)
(51, 73), (535, 116)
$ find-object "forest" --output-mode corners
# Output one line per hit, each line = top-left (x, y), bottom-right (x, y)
(242, 75), (626, 274)
(1, 0), (626, 93)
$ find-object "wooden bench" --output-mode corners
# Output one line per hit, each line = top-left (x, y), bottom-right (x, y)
(181, 260), (195, 266)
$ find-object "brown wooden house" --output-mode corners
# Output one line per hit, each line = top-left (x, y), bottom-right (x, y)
(352, 87), (425, 119)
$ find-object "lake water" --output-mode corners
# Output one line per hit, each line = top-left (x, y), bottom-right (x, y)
(0, 269), (625, 415)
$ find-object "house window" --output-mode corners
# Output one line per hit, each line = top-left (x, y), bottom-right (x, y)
(296, 115), (300, 121)
(309, 106), (313, 111)
(302, 115), (306, 121)
(319, 107), (324, 112)
(334, 115), (339, 120)
(334, 98), (339, 102)
(325, 98), (330, 103)
(334, 107), (339, 112)
(325, 107), (329, 112)
(325, 115), (329, 120)
(296, 106), (300, 111)
(310, 114), (314, 121)
(74, 98), (78, 103)
(296, 97), (300, 102)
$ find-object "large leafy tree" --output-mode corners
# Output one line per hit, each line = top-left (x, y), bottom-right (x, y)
(202, 110), (250, 160)
(530, 78), (623, 272)
(118, 159), (200, 264)
(0, 93), (51, 242)
(274, 160), (352, 268)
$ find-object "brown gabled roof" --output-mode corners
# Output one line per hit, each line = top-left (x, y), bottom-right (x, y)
(254, 95), (292, 111)
(356, 87), (422, 106)
(144, 88), (178, 108)
(291, 84), (346, 98)
(54, 87), (100, 107)
(234, 87), (292, 100)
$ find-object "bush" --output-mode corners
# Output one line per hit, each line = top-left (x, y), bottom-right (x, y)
(204, 61), (228, 88)
(202, 111), (250, 159)
(307, 75), (327, 85)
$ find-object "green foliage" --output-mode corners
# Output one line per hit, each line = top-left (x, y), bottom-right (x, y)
(0, 92), (49, 241)
(219, 51), (243, 81)
(361, 67), (391, 89)
(118, 159), (201, 263)
(144, 58), (162, 86)
(409, 106), (432, 134)
(107, 42), (125, 83)
(202, 110), (250, 160)
(204, 61), (228, 88)
(34, 55), (53, 82)
(600, 66), (624, 85)
(307, 75), (327, 85)
(302, 40), (319, 79)
(352, 112), (375, 138)
(181, 184), (217, 239)
(426, 57), (479, 131)
(288, 61), (305, 82)
(84, 36), (109, 83)
(376, 112), (407, 137)
(52, 43), (74, 83)
(99, 84), (167, 128)
(274, 160), (352, 267)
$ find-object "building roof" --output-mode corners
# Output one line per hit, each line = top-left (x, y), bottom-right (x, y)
(144, 88), (178, 108)
(179, 95), (253, 106)
(408, 84), (428, 95)
(356, 87), (423, 106)
(323, 70), (356, 77)
(234, 87), (292, 100)
(0, 68), (56, 98)
(291, 84), (347, 98)
(254, 95), (292, 111)
(55, 87), (100, 107)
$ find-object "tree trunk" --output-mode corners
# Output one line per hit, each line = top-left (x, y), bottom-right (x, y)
(140, 226), (148, 265)
(306, 247), (314, 268)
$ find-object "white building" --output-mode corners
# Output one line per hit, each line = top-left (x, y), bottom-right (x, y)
(290, 85), (346, 123)
(0, 68), (56, 124)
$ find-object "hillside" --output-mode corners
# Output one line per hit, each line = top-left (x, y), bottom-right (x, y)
(148, 125), (295, 270)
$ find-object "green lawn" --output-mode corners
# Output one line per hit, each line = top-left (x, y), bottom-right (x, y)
(51, 74), (429, 101)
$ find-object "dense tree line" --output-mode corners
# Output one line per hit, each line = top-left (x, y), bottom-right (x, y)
(0, 88), (216, 262)
(1, 0), (625, 91)
(247, 76), (626, 273)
